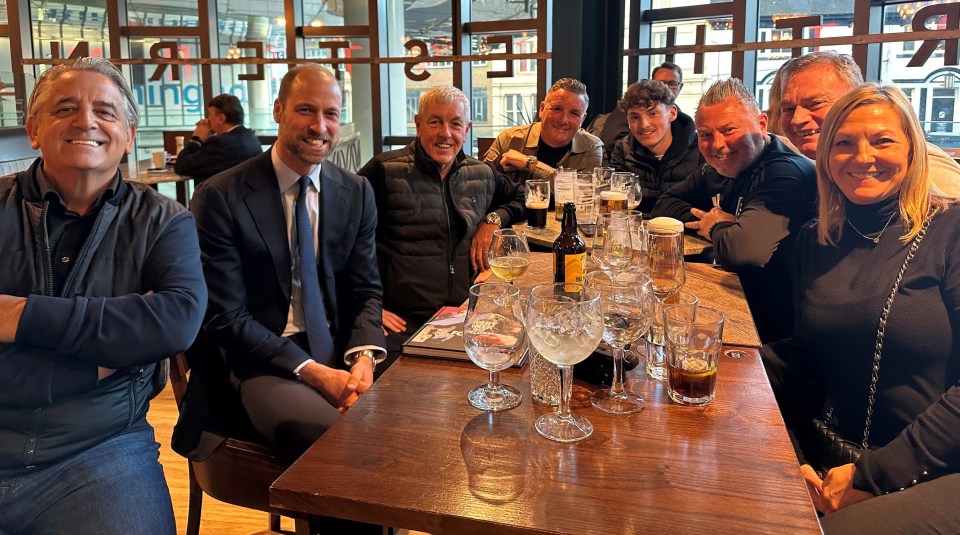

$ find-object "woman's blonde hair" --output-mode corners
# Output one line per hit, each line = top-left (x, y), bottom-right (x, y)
(815, 83), (938, 245)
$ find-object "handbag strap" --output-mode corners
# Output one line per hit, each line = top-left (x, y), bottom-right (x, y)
(860, 215), (932, 448)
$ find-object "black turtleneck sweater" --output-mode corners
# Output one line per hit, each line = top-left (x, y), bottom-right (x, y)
(792, 195), (960, 495)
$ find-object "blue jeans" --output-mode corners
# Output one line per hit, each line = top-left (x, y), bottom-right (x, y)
(0, 426), (175, 535)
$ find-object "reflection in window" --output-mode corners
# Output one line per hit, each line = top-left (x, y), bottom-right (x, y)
(473, 89), (488, 123)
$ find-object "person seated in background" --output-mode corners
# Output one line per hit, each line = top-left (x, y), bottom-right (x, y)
(180, 65), (385, 469)
(174, 93), (263, 182)
(359, 85), (525, 357)
(777, 50), (960, 198)
(606, 79), (700, 213)
(0, 56), (206, 534)
(483, 77), (601, 185)
(590, 62), (692, 161)
(762, 84), (960, 533)
(652, 77), (816, 343)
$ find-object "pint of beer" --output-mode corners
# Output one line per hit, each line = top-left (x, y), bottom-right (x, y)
(526, 180), (551, 232)
(598, 190), (627, 215)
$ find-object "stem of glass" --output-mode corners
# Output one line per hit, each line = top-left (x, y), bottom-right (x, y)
(557, 365), (574, 420)
(610, 345), (625, 395)
(488, 369), (500, 389)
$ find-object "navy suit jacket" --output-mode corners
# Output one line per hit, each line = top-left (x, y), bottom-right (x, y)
(173, 125), (263, 181)
(173, 150), (383, 459)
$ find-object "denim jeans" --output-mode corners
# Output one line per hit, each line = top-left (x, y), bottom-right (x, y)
(0, 426), (175, 535)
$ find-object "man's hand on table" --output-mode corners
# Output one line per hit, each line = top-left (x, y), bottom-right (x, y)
(471, 222), (498, 271)
(499, 149), (536, 173)
(382, 309), (407, 336)
(686, 207), (736, 240)
(298, 361), (363, 412)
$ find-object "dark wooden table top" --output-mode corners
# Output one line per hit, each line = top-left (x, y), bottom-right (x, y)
(515, 216), (713, 257)
(270, 350), (821, 534)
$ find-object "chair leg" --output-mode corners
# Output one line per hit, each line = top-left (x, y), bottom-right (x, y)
(269, 513), (281, 531)
(294, 518), (311, 535)
(186, 462), (203, 535)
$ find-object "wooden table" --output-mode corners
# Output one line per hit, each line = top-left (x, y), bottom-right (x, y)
(270, 262), (809, 533)
(516, 216), (713, 257)
(271, 351), (819, 534)
(121, 160), (193, 206)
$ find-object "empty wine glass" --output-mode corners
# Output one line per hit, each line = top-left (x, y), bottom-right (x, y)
(488, 229), (530, 284)
(525, 283), (604, 442)
(463, 282), (527, 411)
(592, 213), (633, 276)
(623, 213), (648, 274)
(585, 270), (654, 414)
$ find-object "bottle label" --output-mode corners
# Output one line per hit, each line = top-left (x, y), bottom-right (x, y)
(563, 252), (586, 286)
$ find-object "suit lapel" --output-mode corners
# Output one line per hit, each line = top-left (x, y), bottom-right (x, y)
(320, 164), (351, 328)
(243, 154), (292, 299)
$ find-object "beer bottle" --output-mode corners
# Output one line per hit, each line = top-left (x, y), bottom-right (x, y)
(553, 202), (586, 285)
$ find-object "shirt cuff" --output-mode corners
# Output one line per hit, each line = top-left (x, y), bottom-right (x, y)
(344, 345), (387, 365)
(292, 359), (315, 377)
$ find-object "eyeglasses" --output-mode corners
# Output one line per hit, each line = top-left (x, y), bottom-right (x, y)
(664, 81), (683, 89)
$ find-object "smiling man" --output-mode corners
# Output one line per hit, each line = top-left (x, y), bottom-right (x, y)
(652, 77), (816, 343)
(0, 57), (206, 534)
(179, 65), (386, 483)
(607, 79), (701, 212)
(483, 77), (602, 185)
(358, 85), (524, 357)
(777, 50), (960, 198)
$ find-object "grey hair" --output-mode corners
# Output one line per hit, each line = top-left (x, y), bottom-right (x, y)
(779, 51), (863, 95)
(28, 56), (139, 128)
(547, 77), (589, 107)
(697, 77), (760, 115)
(419, 84), (471, 119)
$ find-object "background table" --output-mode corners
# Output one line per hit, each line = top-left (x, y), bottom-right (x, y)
(271, 350), (820, 534)
(121, 160), (193, 206)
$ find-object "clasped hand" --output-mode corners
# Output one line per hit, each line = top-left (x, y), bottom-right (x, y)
(297, 359), (373, 412)
(800, 463), (873, 514)
(498, 149), (531, 172)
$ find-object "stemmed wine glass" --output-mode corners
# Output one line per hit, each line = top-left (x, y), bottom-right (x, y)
(463, 282), (527, 411)
(525, 283), (604, 442)
(585, 270), (654, 414)
(645, 228), (686, 379)
(488, 229), (530, 284)
(592, 213), (634, 276)
(623, 213), (648, 274)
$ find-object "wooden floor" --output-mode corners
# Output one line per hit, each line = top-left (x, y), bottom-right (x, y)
(147, 384), (297, 534)
(148, 384), (426, 535)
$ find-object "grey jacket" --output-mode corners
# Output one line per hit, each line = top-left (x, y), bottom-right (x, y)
(483, 122), (602, 185)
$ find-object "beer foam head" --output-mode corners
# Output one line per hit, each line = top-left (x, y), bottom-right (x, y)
(648, 216), (684, 233)
(600, 190), (627, 201)
(526, 200), (550, 209)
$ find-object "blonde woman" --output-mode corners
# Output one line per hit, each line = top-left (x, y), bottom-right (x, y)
(764, 84), (960, 533)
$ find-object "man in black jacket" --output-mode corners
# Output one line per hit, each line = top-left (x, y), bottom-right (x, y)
(174, 93), (263, 181)
(358, 85), (525, 353)
(0, 57), (205, 534)
(653, 78), (816, 343)
(607, 79), (701, 213)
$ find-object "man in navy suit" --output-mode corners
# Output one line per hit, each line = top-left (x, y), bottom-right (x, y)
(174, 93), (263, 181)
(183, 65), (385, 460)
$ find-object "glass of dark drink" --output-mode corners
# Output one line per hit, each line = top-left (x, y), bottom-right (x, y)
(525, 180), (550, 233)
(662, 304), (724, 406)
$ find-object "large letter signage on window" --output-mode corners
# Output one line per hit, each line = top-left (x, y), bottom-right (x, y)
(486, 35), (514, 79)
(404, 39), (431, 81)
(50, 41), (90, 60)
(907, 3), (960, 68)
(150, 41), (181, 81)
(237, 41), (265, 81)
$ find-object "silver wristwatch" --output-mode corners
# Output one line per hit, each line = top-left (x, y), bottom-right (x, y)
(344, 349), (384, 370)
(484, 211), (502, 227)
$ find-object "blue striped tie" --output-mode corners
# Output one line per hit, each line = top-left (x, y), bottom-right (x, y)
(297, 176), (335, 363)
